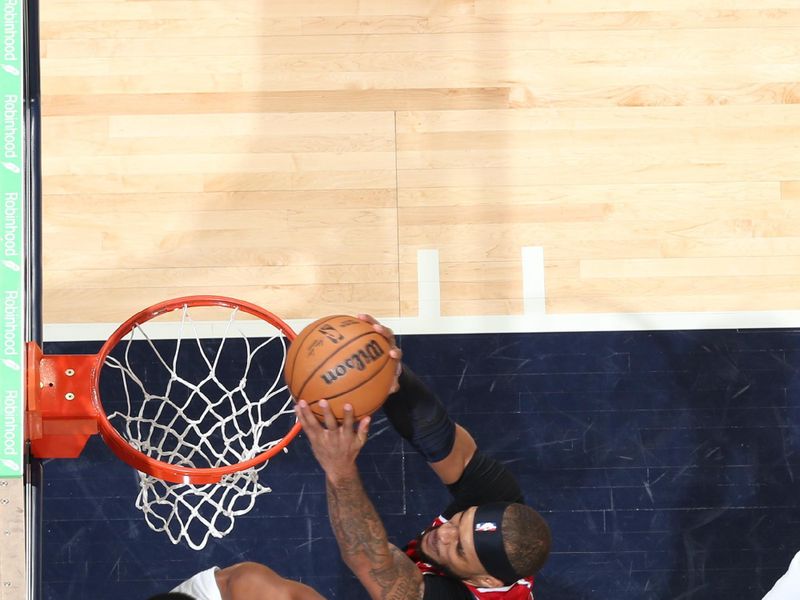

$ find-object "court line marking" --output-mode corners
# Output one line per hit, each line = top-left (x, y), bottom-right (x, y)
(417, 249), (441, 319)
(522, 246), (545, 316)
(44, 310), (800, 341)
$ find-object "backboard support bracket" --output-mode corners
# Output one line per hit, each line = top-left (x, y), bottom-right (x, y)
(26, 343), (99, 459)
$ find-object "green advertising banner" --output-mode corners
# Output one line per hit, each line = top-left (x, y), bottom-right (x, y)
(0, 0), (24, 478)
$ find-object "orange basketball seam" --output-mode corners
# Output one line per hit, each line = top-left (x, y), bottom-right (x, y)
(286, 314), (349, 394)
(307, 353), (393, 403)
(286, 315), (324, 386)
(295, 330), (384, 400)
(307, 356), (396, 419)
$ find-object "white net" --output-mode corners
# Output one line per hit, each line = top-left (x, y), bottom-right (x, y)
(101, 303), (296, 550)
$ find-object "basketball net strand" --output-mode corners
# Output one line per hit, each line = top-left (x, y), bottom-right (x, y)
(104, 304), (295, 550)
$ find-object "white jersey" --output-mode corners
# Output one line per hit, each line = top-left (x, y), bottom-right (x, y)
(763, 551), (800, 600)
(171, 566), (222, 600)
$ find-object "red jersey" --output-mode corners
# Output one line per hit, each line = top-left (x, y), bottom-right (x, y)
(405, 516), (535, 600)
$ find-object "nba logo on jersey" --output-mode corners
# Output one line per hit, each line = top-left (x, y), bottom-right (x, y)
(475, 522), (498, 532)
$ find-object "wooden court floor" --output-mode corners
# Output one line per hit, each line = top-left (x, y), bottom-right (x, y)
(38, 1), (800, 325)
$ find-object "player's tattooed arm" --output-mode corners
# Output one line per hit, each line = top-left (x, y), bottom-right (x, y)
(327, 472), (424, 600)
(295, 398), (422, 600)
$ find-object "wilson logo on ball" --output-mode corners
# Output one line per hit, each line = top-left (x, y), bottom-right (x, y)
(320, 340), (385, 385)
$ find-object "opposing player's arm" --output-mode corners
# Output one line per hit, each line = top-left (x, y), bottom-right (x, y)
(326, 471), (424, 600)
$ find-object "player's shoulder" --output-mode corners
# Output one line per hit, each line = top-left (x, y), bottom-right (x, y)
(223, 563), (324, 600)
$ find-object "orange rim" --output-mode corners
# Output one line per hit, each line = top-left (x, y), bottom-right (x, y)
(92, 295), (300, 485)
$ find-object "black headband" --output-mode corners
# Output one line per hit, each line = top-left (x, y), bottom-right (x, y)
(472, 502), (520, 585)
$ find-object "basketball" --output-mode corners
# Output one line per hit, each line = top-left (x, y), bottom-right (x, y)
(284, 315), (397, 421)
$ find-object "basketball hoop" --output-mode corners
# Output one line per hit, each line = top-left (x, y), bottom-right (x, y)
(26, 296), (302, 549)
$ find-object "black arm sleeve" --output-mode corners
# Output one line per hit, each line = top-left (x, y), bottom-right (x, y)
(442, 451), (524, 519)
(381, 366), (457, 463)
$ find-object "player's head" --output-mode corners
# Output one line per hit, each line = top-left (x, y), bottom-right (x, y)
(147, 594), (196, 600)
(419, 502), (550, 587)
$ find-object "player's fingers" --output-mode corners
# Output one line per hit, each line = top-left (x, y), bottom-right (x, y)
(342, 403), (355, 432)
(356, 415), (371, 446)
(388, 346), (403, 376)
(358, 313), (396, 345)
(377, 323), (396, 344)
(294, 400), (318, 434)
(318, 399), (339, 431)
(386, 357), (403, 393)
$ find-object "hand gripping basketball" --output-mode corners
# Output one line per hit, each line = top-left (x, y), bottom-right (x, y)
(357, 313), (403, 394)
(295, 399), (370, 481)
(284, 314), (401, 422)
